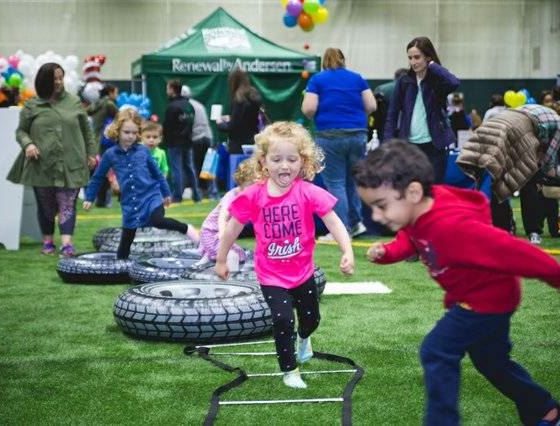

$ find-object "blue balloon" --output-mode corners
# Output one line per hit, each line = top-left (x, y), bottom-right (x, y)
(520, 88), (531, 98)
(140, 98), (151, 109)
(116, 92), (130, 108)
(527, 97), (537, 104)
(283, 13), (297, 28)
(319, 0), (326, 4)
(138, 108), (150, 119)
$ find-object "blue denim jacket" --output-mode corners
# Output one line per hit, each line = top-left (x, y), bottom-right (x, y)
(85, 143), (171, 228)
(384, 63), (460, 149)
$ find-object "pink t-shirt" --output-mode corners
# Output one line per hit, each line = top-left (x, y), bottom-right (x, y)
(229, 178), (336, 289)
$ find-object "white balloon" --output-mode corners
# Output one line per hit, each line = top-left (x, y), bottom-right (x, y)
(64, 55), (79, 71)
(64, 75), (80, 95)
(0, 57), (8, 73)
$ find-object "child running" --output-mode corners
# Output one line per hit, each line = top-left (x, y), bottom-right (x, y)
(83, 108), (199, 259)
(196, 159), (255, 270)
(215, 121), (354, 389)
(353, 139), (560, 426)
(141, 120), (169, 178)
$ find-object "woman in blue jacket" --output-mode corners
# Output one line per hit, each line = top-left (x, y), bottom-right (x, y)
(384, 37), (460, 183)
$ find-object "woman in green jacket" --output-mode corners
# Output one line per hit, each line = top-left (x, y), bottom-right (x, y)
(7, 62), (97, 256)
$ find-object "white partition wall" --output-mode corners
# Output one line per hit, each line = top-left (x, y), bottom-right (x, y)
(0, 107), (41, 250)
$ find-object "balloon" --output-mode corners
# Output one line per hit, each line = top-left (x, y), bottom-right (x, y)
(280, 0), (289, 6)
(301, 70), (310, 79)
(319, 0), (326, 4)
(82, 81), (103, 103)
(8, 54), (20, 69)
(286, 0), (303, 17)
(7, 72), (23, 88)
(303, 43), (310, 50)
(64, 55), (79, 72)
(150, 114), (159, 122)
(298, 11), (314, 31)
(313, 6), (329, 24)
(303, 0), (320, 15)
(283, 13), (297, 28)
(527, 97), (536, 105)
(0, 57), (8, 74)
(504, 90), (526, 108)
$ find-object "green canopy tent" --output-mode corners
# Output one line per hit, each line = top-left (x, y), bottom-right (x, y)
(131, 7), (320, 127)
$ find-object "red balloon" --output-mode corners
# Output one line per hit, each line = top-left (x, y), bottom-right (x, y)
(303, 43), (310, 50)
(150, 114), (159, 122)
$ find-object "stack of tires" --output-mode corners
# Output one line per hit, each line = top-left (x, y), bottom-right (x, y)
(56, 227), (199, 284)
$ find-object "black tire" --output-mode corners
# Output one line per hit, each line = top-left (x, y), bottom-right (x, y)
(92, 227), (196, 254)
(98, 234), (197, 257)
(129, 257), (200, 284)
(57, 252), (133, 284)
(113, 280), (272, 343)
(184, 266), (326, 297)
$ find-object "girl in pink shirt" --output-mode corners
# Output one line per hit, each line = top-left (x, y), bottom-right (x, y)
(216, 121), (354, 389)
(198, 159), (254, 264)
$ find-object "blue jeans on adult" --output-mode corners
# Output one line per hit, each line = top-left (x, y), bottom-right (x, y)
(315, 130), (367, 231)
(420, 305), (556, 426)
(167, 145), (201, 202)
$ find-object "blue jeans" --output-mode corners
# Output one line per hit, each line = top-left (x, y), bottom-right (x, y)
(420, 305), (556, 426)
(167, 145), (201, 202)
(315, 131), (367, 231)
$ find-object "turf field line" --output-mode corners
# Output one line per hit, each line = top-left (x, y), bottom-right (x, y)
(247, 369), (357, 377)
(220, 398), (344, 405)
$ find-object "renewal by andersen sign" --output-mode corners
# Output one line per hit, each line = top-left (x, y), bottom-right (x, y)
(171, 57), (298, 73)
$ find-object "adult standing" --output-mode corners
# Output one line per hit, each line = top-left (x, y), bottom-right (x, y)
(301, 47), (376, 240)
(163, 79), (200, 203)
(182, 85), (217, 199)
(87, 83), (119, 207)
(384, 36), (460, 183)
(216, 68), (262, 154)
(7, 62), (97, 256)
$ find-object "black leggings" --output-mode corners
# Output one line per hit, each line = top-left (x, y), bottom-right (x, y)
(117, 205), (189, 259)
(260, 275), (320, 372)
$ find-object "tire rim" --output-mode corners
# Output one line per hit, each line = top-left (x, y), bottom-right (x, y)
(140, 281), (255, 299)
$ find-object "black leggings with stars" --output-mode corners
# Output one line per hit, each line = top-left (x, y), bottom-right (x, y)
(260, 275), (320, 372)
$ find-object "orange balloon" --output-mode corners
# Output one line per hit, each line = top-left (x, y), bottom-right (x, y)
(301, 70), (310, 79)
(298, 12), (314, 31)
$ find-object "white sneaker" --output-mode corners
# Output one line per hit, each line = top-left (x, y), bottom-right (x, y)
(529, 232), (542, 245)
(186, 224), (200, 244)
(351, 222), (367, 238)
(283, 368), (307, 389)
(318, 233), (336, 242)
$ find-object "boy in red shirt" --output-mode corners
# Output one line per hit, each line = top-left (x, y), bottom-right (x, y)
(353, 139), (560, 425)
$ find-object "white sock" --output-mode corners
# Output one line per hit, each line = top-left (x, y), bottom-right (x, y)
(283, 368), (307, 389)
(296, 335), (313, 364)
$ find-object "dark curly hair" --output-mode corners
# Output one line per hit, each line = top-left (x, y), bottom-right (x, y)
(353, 139), (434, 197)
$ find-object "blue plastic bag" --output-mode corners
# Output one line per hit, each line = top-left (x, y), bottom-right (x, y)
(200, 148), (218, 180)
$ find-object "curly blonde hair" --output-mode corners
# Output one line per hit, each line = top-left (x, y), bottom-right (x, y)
(233, 159), (256, 188)
(252, 121), (324, 181)
(105, 108), (142, 141)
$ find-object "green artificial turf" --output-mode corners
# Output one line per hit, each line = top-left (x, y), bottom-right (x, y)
(0, 199), (558, 425)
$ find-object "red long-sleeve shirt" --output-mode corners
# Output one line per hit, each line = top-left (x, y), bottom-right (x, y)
(376, 185), (560, 313)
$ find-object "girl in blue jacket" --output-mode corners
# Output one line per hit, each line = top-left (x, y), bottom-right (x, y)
(83, 108), (199, 258)
(384, 36), (460, 183)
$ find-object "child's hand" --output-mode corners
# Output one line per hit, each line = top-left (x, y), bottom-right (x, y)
(83, 201), (92, 211)
(110, 180), (120, 194)
(340, 252), (355, 275)
(215, 261), (229, 280)
(367, 243), (386, 262)
(164, 196), (172, 207)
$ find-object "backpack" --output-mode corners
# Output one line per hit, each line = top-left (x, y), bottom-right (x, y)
(179, 99), (196, 141)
